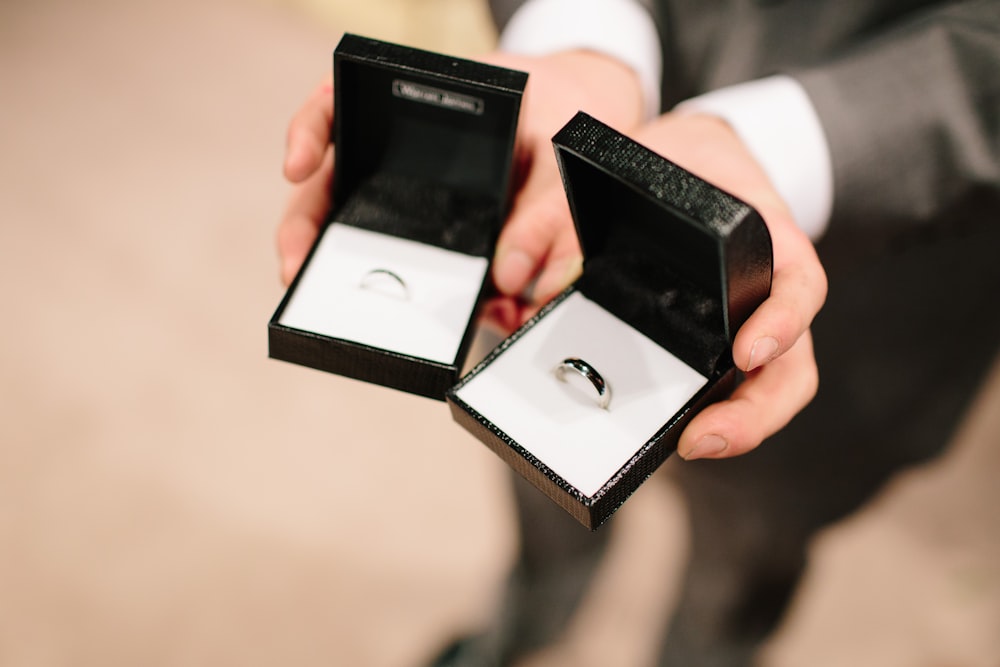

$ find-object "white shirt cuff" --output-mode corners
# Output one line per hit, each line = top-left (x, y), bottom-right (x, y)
(677, 76), (834, 240)
(498, 0), (662, 121)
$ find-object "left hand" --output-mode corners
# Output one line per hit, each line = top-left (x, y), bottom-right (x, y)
(632, 113), (827, 460)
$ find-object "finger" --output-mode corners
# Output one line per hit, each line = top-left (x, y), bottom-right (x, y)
(284, 77), (334, 183)
(492, 154), (576, 298)
(277, 146), (333, 285)
(530, 222), (582, 304)
(733, 232), (827, 372)
(677, 331), (818, 460)
(480, 296), (536, 337)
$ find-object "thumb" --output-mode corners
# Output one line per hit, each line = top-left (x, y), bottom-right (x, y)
(492, 151), (581, 303)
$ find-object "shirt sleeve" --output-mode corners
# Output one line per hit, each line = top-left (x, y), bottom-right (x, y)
(677, 76), (834, 240)
(497, 0), (663, 121)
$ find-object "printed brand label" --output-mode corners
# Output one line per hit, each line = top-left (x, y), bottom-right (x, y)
(392, 79), (485, 115)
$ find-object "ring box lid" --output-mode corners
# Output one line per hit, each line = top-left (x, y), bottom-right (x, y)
(446, 114), (773, 528)
(553, 112), (773, 379)
(331, 33), (527, 258)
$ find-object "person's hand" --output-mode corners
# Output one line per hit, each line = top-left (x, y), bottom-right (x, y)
(276, 76), (334, 286)
(632, 113), (827, 460)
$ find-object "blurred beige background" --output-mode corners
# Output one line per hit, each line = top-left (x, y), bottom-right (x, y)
(1, 0), (998, 666)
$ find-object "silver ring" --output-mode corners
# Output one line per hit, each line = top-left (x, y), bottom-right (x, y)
(359, 268), (409, 300)
(553, 357), (612, 410)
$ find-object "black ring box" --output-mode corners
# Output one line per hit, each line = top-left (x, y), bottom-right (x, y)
(447, 113), (773, 529)
(268, 34), (527, 400)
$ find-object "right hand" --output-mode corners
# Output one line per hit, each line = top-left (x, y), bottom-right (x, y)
(277, 76), (334, 286)
(275, 50), (649, 319)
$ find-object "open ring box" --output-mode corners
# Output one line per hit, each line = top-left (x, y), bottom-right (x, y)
(268, 35), (526, 400)
(447, 113), (773, 529)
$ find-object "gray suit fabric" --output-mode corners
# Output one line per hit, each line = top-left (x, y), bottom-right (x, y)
(492, 0), (1000, 231)
(465, 2), (1000, 665)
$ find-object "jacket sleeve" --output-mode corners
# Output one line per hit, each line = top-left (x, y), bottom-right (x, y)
(792, 0), (1000, 229)
(487, 0), (524, 29)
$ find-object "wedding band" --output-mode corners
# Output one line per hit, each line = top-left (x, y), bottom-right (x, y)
(359, 268), (409, 300)
(553, 357), (612, 410)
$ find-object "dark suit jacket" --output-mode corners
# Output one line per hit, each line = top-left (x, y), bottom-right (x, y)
(486, 3), (1000, 661)
(490, 0), (1000, 233)
(487, 0), (1000, 506)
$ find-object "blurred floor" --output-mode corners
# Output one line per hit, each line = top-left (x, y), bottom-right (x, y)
(0, 1), (998, 666)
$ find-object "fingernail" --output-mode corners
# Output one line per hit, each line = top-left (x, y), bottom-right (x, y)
(681, 434), (729, 461)
(532, 255), (583, 303)
(493, 247), (535, 296)
(285, 142), (308, 175)
(747, 336), (779, 372)
(561, 255), (583, 286)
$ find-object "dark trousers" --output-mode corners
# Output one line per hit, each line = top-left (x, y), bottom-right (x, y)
(505, 217), (1000, 666)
